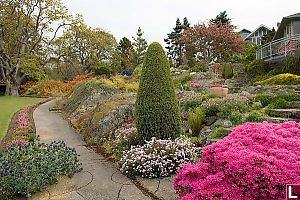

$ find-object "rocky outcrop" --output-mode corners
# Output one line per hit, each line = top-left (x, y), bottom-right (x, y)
(70, 93), (136, 140)
(63, 79), (118, 117)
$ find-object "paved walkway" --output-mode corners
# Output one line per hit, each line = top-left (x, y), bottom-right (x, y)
(32, 100), (151, 200)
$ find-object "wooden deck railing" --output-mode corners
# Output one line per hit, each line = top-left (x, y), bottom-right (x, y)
(256, 34), (300, 61)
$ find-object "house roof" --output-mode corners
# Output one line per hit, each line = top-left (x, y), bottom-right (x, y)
(274, 13), (300, 40)
(241, 29), (251, 33)
(244, 24), (271, 40)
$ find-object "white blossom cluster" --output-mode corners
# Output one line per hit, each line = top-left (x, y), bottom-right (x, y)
(120, 135), (198, 178)
(110, 126), (138, 154)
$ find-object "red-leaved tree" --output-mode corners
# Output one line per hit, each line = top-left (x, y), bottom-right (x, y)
(180, 22), (246, 64)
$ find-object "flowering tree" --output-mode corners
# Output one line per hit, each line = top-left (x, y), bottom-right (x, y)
(180, 22), (246, 64)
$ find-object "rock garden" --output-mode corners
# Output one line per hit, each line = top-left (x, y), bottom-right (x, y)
(0, 2), (300, 199)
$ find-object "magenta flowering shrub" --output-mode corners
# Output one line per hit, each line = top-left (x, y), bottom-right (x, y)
(190, 83), (200, 88)
(120, 136), (198, 178)
(174, 121), (300, 200)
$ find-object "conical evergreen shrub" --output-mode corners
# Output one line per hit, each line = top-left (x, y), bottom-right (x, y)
(135, 42), (182, 143)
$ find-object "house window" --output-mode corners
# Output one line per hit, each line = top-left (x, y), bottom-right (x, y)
(257, 37), (260, 45)
(294, 21), (300, 35)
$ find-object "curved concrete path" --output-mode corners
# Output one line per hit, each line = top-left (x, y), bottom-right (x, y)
(32, 100), (151, 200)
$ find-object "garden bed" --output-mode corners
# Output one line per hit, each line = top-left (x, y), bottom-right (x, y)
(0, 97), (53, 150)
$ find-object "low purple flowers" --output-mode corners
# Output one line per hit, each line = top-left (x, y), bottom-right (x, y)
(0, 140), (82, 198)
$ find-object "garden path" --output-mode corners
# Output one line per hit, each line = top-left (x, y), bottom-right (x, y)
(32, 100), (151, 200)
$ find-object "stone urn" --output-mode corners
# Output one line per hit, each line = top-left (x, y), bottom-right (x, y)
(210, 84), (228, 96)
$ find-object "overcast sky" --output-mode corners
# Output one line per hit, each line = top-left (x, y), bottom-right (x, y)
(62, 0), (300, 47)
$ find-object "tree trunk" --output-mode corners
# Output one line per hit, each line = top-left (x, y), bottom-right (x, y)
(5, 80), (11, 96)
(10, 83), (20, 96)
(5, 79), (21, 96)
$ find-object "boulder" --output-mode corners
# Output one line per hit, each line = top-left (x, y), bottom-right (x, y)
(212, 119), (233, 129)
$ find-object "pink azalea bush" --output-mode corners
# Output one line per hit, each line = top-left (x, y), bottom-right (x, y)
(190, 83), (200, 88)
(174, 121), (300, 200)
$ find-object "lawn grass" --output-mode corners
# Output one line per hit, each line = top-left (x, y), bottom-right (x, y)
(0, 96), (42, 142)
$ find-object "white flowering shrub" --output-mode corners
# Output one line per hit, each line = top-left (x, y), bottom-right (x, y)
(120, 136), (198, 178)
(110, 126), (138, 159)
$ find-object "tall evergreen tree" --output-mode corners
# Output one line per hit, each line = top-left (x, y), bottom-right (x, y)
(132, 27), (148, 66)
(211, 11), (231, 26)
(164, 17), (190, 66)
(118, 37), (134, 71)
(135, 42), (182, 143)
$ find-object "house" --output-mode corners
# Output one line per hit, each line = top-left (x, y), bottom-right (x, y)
(240, 29), (251, 39)
(243, 24), (271, 46)
(256, 13), (300, 61)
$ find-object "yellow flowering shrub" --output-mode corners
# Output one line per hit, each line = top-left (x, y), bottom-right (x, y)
(254, 73), (300, 86)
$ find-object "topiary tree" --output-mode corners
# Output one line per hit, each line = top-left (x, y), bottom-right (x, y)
(135, 42), (182, 143)
(222, 62), (233, 79)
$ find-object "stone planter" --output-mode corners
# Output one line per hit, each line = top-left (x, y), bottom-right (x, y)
(210, 85), (228, 96)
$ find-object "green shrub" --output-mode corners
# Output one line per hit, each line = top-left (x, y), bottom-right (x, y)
(268, 98), (290, 109)
(135, 42), (182, 143)
(183, 99), (202, 111)
(254, 73), (300, 86)
(233, 69), (238, 78)
(202, 94), (224, 101)
(179, 65), (190, 70)
(247, 111), (263, 123)
(222, 63), (233, 79)
(211, 127), (231, 139)
(282, 56), (300, 75)
(191, 60), (208, 72)
(174, 74), (192, 85)
(254, 94), (272, 107)
(246, 59), (266, 81)
(133, 64), (143, 76)
(188, 107), (205, 137)
(228, 111), (245, 125)
(250, 101), (263, 110)
(252, 69), (276, 83)
(273, 93), (300, 102)
(266, 98), (290, 117)
(92, 62), (112, 75)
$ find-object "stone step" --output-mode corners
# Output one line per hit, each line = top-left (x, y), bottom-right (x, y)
(269, 109), (300, 119)
(228, 87), (241, 93)
(289, 101), (300, 107)
(260, 116), (300, 123)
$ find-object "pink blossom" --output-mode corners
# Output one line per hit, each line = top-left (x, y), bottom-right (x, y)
(174, 121), (300, 200)
(190, 83), (200, 88)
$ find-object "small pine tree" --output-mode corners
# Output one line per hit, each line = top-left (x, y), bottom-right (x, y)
(164, 17), (190, 66)
(211, 11), (231, 26)
(132, 27), (148, 67)
(135, 42), (182, 143)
